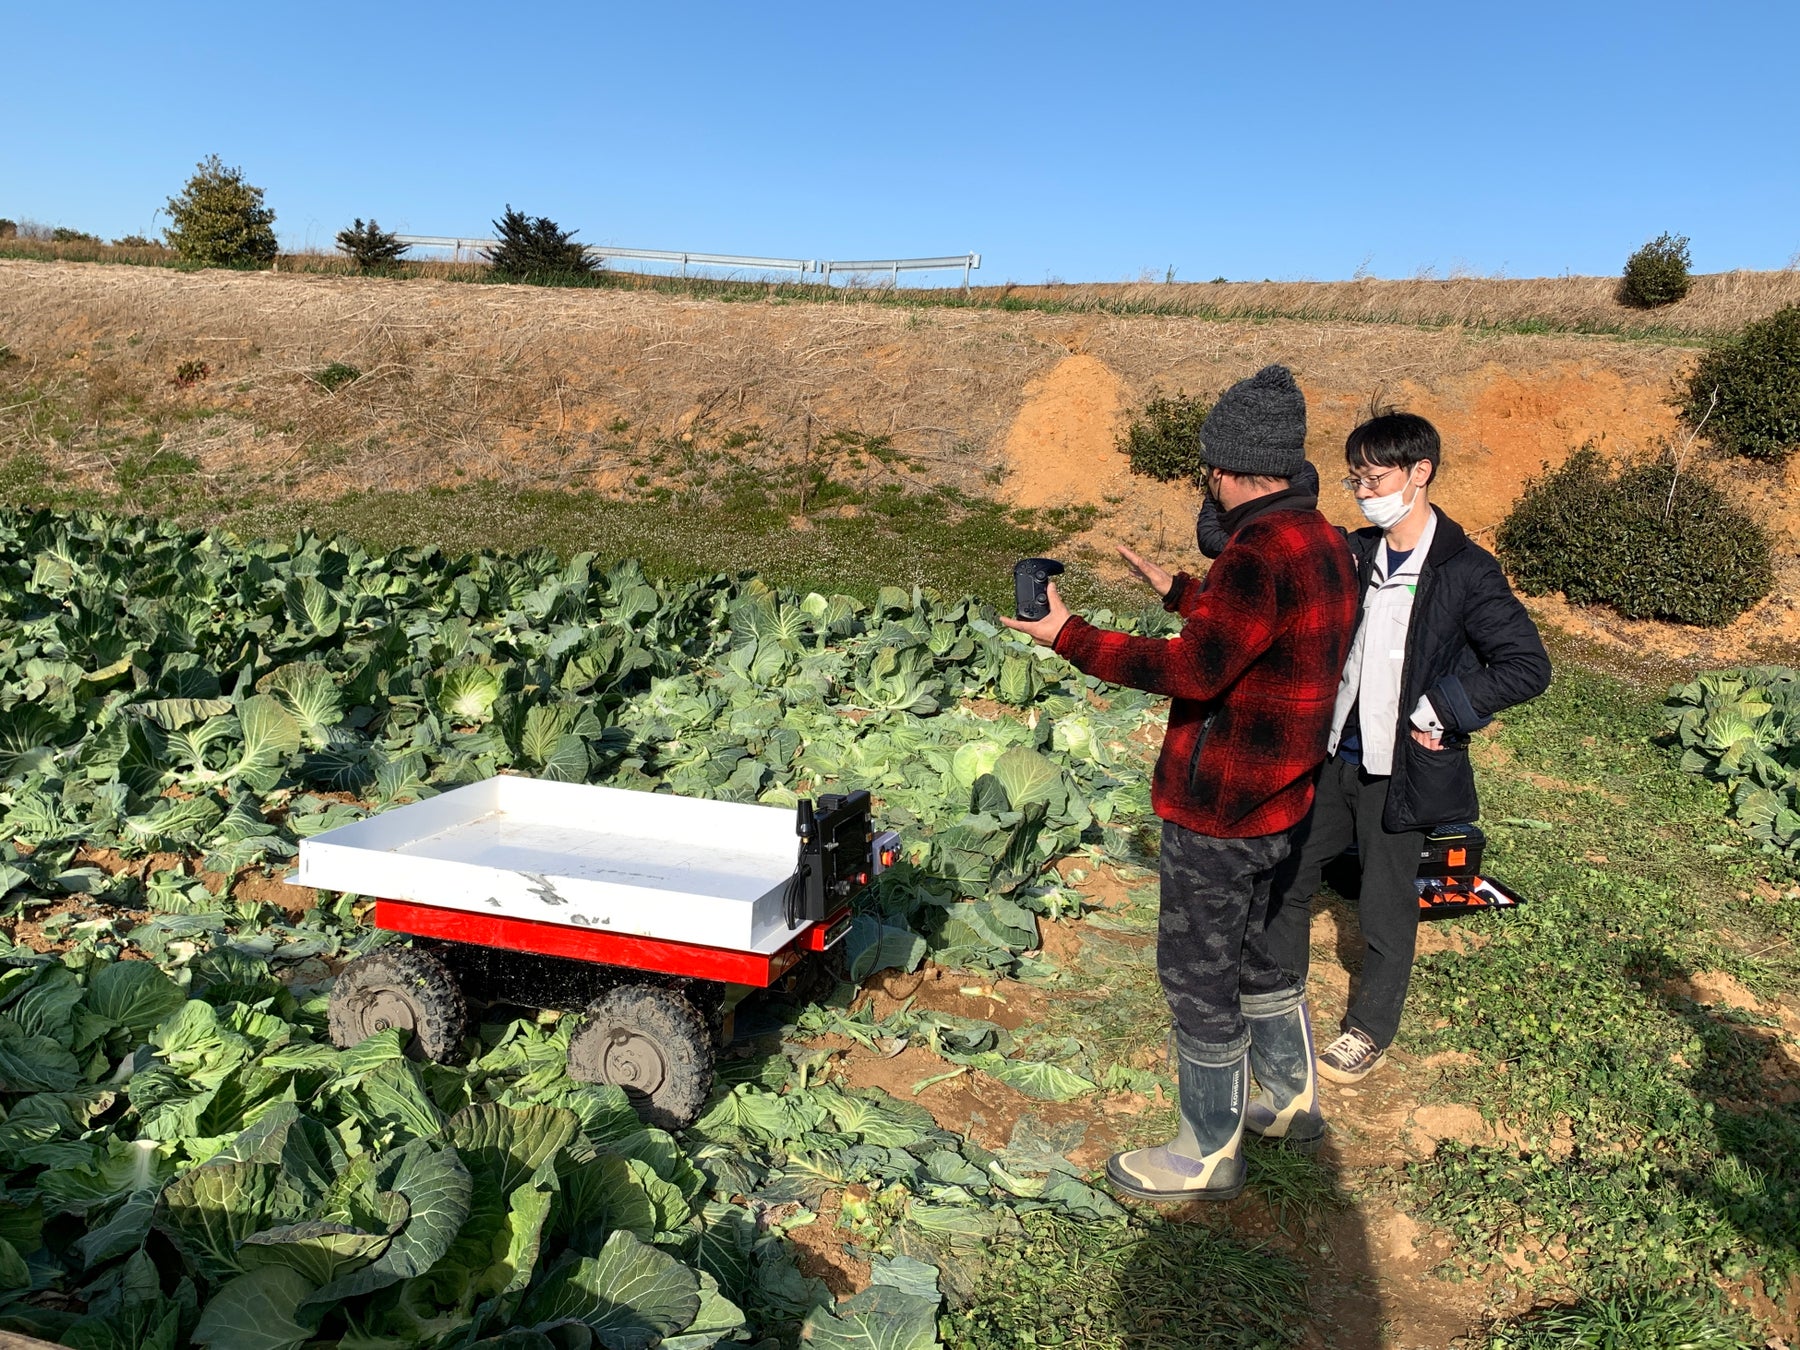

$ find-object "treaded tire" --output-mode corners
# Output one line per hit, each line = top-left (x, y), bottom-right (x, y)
(329, 946), (468, 1063)
(568, 984), (713, 1130)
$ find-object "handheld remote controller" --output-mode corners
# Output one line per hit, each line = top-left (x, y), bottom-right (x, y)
(1013, 558), (1065, 621)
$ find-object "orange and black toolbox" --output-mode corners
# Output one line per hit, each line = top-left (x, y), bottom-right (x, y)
(1414, 823), (1525, 919)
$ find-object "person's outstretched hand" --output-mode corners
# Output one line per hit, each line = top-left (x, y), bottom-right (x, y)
(1117, 545), (1173, 597)
(1000, 581), (1071, 647)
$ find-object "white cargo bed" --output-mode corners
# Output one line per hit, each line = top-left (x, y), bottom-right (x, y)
(292, 776), (805, 954)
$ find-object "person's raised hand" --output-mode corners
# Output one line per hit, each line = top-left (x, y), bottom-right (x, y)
(1000, 581), (1071, 648)
(1117, 545), (1173, 597)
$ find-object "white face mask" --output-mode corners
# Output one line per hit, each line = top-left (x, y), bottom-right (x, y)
(1357, 477), (1420, 531)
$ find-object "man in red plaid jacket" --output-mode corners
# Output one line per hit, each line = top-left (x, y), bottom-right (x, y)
(1005, 365), (1358, 1201)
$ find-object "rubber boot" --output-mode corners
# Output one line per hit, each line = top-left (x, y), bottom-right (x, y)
(1106, 1033), (1247, 1202)
(1242, 985), (1325, 1152)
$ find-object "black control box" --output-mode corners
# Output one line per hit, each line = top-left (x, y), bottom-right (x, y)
(796, 791), (875, 923)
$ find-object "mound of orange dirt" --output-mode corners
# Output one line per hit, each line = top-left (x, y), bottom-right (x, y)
(1000, 354), (1130, 510)
(1001, 345), (1796, 666)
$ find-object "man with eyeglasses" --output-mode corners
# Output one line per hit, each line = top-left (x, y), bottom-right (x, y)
(1265, 412), (1551, 1085)
(1004, 365), (1358, 1200)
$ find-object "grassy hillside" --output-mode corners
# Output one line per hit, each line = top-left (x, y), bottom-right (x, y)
(6, 237), (1800, 340)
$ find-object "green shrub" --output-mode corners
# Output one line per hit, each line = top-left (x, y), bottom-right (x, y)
(1684, 303), (1800, 461)
(484, 206), (596, 281)
(163, 154), (278, 267)
(1619, 232), (1692, 308)
(335, 218), (407, 272)
(1495, 446), (1772, 627)
(0, 219), (16, 239)
(111, 234), (158, 248)
(1119, 391), (1211, 483)
(312, 362), (362, 393)
(50, 227), (99, 244)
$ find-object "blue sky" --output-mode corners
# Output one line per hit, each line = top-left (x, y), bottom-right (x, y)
(5, 1), (1796, 284)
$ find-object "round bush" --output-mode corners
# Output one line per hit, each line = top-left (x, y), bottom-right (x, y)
(1684, 303), (1800, 461)
(163, 155), (277, 267)
(1495, 446), (1772, 627)
(1619, 233), (1692, 308)
(1120, 391), (1211, 482)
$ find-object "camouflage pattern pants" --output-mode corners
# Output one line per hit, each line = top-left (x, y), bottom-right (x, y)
(1158, 819), (1298, 1053)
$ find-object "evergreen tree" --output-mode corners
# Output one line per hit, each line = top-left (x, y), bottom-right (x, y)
(336, 218), (409, 272)
(483, 206), (595, 280)
(163, 155), (278, 266)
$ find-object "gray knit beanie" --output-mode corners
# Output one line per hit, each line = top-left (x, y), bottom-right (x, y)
(1198, 365), (1307, 477)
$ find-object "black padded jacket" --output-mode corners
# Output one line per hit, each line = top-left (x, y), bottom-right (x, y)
(1344, 508), (1552, 832)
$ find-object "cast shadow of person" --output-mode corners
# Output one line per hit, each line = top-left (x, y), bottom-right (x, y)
(1094, 858), (1392, 1347)
(1101, 1136), (1385, 1349)
(1649, 962), (1800, 1329)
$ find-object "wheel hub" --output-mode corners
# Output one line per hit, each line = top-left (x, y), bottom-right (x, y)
(599, 1026), (668, 1095)
(352, 987), (419, 1039)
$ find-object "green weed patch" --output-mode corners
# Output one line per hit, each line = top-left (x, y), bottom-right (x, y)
(945, 1210), (1308, 1350)
(1399, 666), (1800, 1319)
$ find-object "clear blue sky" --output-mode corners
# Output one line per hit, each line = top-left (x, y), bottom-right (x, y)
(5, 1), (1796, 284)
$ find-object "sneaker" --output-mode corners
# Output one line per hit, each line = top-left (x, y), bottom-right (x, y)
(1317, 1029), (1385, 1084)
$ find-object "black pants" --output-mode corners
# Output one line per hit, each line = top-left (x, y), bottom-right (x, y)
(1158, 820), (1296, 1052)
(1266, 756), (1426, 1049)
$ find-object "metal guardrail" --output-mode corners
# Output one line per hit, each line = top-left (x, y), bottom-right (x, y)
(818, 254), (983, 286)
(392, 236), (981, 287)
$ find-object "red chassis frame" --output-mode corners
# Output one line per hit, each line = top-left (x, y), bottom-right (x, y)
(372, 898), (850, 989)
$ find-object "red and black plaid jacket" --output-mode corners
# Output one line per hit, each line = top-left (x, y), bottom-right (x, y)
(1054, 502), (1358, 838)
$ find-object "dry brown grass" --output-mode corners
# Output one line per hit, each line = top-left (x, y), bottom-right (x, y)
(6, 238), (1798, 339)
(974, 270), (1800, 339)
(0, 257), (1704, 511)
(0, 259), (1046, 501)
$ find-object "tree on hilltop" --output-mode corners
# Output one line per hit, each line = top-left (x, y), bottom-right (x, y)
(164, 155), (278, 267)
(336, 218), (409, 272)
(483, 206), (596, 281)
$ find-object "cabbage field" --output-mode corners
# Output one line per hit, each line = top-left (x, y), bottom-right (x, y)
(0, 507), (1191, 1349)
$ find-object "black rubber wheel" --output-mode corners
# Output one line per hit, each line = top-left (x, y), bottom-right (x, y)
(568, 984), (713, 1130)
(328, 946), (468, 1063)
